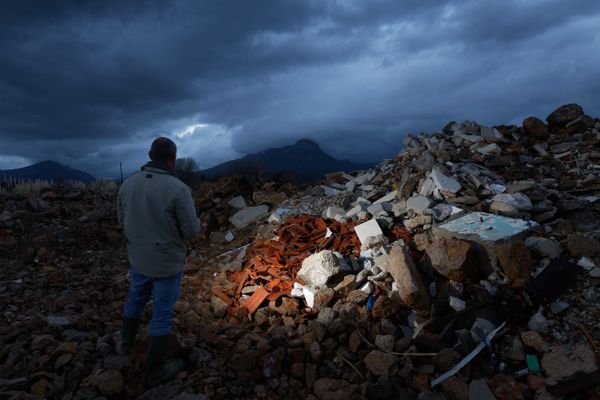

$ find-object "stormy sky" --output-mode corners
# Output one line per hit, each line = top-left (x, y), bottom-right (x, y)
(1, 1), (599, 178)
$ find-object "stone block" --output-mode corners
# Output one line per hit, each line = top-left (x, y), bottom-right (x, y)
(229, 205), (269, 229)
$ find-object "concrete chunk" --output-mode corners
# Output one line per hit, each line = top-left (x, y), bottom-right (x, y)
(354, 219), (384, 245)
(297, 250), (341, 287)
(434, 212), (537, 274)
(430, 167), (461, 193)
(229, 205), (269, 229)
(436, 212), (535, 242)
(384, 243), (431, 316)
(477, 143), (502, 156)
(406, 195), (433, 214)
(366, 202), (389, 216)
(228, 195), (247, 209)
(322, 205), (346, 220)
(346, 204), (367, 219)
(374, 190), (398, 204)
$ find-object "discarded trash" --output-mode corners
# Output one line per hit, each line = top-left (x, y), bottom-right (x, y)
(526, 354), (541, 376)
(431, 322), (506, 388)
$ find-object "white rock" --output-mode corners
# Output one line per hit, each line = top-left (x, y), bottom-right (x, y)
(322, 205), (346, 220)
(354, 219), (384, 245)
(346, 204), (367, 219)
(297, 250), (341, 287)
(345, 180), (357, 192)
(229, 205), (269, 229)
(490, 183), (506, 194)
(303, 286), (316, 308)
(367, 202), (389, 216)
(528, 309), (548, 333)
(449, 296), (466, 311)
(491, 193), (532, 211)
(419, 177), (436, 196)
(477, 143), (502, 156)
(228, 196), (247, 209)
(578, 257), (596, 271)
(480, 126), (503, 142)
(374, 190), (398, 204)
(224, 231), (235, 242)
(321, 185), (342, 197)
(406, 195), (433, 215)
(525, 237), (562, 259)
(430, 167), (461, 193)
(291, 282), (305, 298)
(359, 281), (373, 294)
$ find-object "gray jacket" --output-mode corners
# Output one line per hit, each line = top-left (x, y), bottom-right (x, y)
(117, 166), (200, 277)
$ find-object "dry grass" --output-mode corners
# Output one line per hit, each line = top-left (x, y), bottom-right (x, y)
(0, 177), (54, 196)
(89, 179), (118, 193)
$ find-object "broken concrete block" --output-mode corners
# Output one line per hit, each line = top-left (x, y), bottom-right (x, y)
(431, 203), (461, 221)
(229, 205), (269, 229)
(525, 236), (562, 259)
(430, 167), (461, 194)
(489, 193), (532, 215)
(322, 205), (346, 220)
(345, 204), (367, 219)
(434, 212), (536, 274)
(366, 202), (389, 216)
(423, 237), (479, 282)
(374, 190), (398, 204)
(268, 208), (292, 224)
(297, 250), (341, 287)
(228, 195), (247, 209)
(321, 185), (342, 197)
(353, 219), (384, 245)
(480, 125), (503, 142)
(384, 243), (431, 316)
(406, 195), (433, 215)
(477, 143), (502, 156)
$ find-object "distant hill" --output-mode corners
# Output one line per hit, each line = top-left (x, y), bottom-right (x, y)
(201, 139), (372, 181)
(0, 160), (95, 183)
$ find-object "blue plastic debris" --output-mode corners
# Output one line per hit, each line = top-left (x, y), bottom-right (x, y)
(367, 295), (376, 311)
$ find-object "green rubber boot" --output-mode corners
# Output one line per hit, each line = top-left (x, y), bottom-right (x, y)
(145, 335), (184, 388)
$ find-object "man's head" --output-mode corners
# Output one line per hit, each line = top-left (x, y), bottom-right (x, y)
(149, 137), (177, 168)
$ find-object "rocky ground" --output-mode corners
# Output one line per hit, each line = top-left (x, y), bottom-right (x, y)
(1, 103), (600, 399)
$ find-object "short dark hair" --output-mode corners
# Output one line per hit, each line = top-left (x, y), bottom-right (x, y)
(149, 137), (177, 162)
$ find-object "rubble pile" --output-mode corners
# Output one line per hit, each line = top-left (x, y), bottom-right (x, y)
(198, 103), (600, 399)
(0, 103), (599, 399)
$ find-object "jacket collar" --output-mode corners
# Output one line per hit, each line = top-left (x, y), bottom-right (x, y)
(141, 160), (177, 177)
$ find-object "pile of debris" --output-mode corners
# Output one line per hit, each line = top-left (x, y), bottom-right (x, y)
(196, 103), (600, 399)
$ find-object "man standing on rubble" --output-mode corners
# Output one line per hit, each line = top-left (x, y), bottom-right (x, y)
(116, 137), (201, 387)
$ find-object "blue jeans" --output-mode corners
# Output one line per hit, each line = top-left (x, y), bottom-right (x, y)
(123, 268), (183, 336)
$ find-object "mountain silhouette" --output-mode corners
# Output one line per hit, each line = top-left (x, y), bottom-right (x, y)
(0, 160), (95, 183)
(201, 139), (371, 181)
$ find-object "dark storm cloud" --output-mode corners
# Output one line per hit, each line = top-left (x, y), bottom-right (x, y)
(0, 0), (599, 177)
